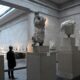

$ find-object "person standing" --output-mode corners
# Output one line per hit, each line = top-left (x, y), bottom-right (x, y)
(7, 46), (16, 79)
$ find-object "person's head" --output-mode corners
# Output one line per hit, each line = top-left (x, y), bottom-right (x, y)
(9, 46), (13, 51)
(35, 12), (39, 16)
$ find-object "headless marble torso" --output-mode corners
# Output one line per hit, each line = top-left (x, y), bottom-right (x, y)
(32, 15), (46, 46)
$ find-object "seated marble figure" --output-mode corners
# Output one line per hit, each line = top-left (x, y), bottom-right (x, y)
(32, 12), (46, 46)
(61, 20), (75, 38)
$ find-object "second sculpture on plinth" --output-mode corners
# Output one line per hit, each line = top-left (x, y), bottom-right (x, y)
(61, 20), (75, 38)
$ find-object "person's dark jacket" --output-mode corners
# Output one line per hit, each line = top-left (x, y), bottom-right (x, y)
(7, 50), (16, 69)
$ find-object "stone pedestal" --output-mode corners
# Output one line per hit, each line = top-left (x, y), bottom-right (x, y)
(0, 55), (4, 80)
(57, 38), (80, 79)
(27, 46), (56, 80)
(33, 46), (49, 53)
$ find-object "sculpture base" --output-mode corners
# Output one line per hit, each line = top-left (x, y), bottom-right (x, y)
(33, 46), (49, 53)
(57, 38), (80, 79)
(27, 46), (56, 80)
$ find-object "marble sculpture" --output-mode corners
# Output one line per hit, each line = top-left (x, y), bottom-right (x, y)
(61, 20), (75, 38)
(32, 12), (46, 46)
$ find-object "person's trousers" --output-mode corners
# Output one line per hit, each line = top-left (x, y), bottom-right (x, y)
(8, 68), (14, 78)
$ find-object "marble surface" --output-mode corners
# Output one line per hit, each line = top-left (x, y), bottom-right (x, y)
(27, 46), (56, 80)
(57, 38), (80, 79)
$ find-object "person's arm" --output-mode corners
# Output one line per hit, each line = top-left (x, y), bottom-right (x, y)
(13, 52), (16, 67)
(6, 53), (8, 60)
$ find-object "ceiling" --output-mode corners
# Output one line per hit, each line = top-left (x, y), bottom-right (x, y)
(0, 0), (73, 27)
(47, 0), (72, 4)
(0, 9), (26, 26)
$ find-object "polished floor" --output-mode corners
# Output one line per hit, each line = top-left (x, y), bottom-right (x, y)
(4, 58), (27, 80)
(4, 59), (69, 80)
(5, 71), (73, 80)
(4, 59), (80, 80)
(56, 77), (80, 80)
(5, 69), (26, 80)
(56, 77), (71, 80)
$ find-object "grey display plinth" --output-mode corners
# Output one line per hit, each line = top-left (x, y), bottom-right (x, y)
(0, 55), (4, 80)
(57, 38), (80, 79)
(27, 46), (56, 80)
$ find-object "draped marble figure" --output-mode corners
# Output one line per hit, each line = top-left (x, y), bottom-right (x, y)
(32, 12), (46, 46)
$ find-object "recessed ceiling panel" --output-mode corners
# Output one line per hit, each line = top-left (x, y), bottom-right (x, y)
(0, 5), (11, 17)
(48, 0), (71, 4)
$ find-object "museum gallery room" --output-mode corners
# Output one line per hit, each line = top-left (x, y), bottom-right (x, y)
(0, 0), (80, 80)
